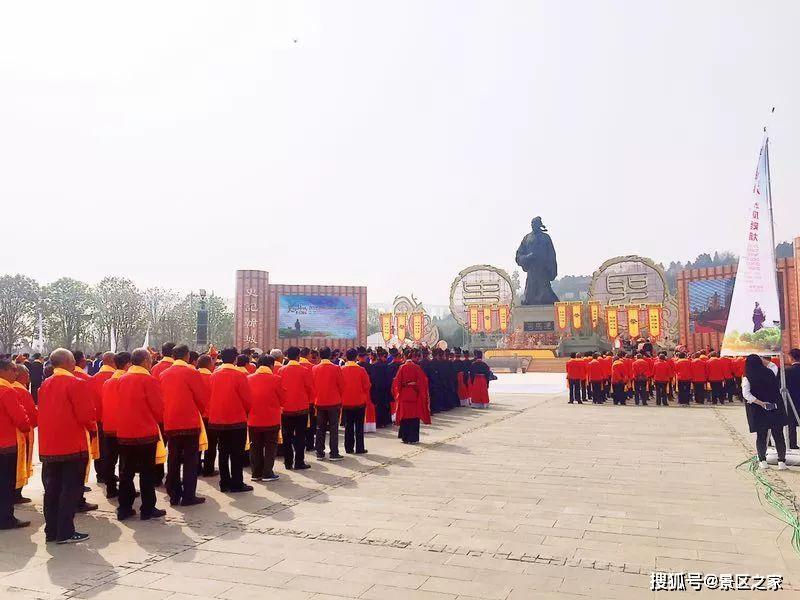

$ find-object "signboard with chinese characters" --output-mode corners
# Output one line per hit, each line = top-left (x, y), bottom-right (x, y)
(449, 265), (514, 328)
(588, 256), (667, 306)
(234, 270), (270, 351)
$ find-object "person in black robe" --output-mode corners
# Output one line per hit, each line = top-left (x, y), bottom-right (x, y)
(369, 349), (393, 428)
(443, 350), (461, 409)
(425, 349), (445, 413)
(26, 353), (44, 403)
(743, 354), (787, 468)
(785, 348), (800, 450)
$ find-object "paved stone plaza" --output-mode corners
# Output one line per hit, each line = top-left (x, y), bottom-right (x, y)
(2, 376), (799, 599)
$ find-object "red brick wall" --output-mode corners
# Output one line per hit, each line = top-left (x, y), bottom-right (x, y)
(234, 270), (270, 351)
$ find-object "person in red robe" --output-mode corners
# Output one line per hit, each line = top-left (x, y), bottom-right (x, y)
(90, 352), (116, 485)
(0, 358), (31, 530)
(247, 355), (283, 481)
(151, 342), (176, 380)
(469, 350), (496, 407)
(392, 349), (431, 444)
(101, 352), (131, 498)
(196, 354), (218, 477)
(12, 364), (37, 505)
(341, 349), (371, 454)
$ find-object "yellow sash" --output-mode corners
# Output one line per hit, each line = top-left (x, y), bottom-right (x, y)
(245, 430), (251, 451)
(199, 418), (208, 452)
(155, 431), (167, 465)
(15, 430), (27, 489)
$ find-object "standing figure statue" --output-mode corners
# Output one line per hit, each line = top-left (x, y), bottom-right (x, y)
(515, 216), (559, 305)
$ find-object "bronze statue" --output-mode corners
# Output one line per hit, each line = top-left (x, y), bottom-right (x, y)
(515, 216), (559, 305)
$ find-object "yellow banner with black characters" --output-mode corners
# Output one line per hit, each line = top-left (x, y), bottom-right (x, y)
(483, 306), (493, 332)
(588, 301), (600, 330)
(498, 305), (510, 333)
(554, 302), (568, 331)
(606, 305), (619, 339)
(627, 305), (640, 338)
(410, 312), (424, 341)
(469, 306), (480, 333)
(380, 313), (393, 342)
(648, 305), (661, 339)
(571, 302), (583, 330)
(396, 312), (408, 342)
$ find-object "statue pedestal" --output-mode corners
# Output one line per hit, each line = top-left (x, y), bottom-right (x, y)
(510, 305), (556, 335)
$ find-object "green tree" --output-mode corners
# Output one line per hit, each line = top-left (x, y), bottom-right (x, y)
(42, 277), (96, 349)
(207, 294), (234, 349)
(93, 277), (146, 351)
(367, 307), (381, 336)
(144, 287), (182, 347)
(0, 274), (39, 352)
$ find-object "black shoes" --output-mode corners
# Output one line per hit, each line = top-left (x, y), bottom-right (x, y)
(117, 508), (136, 521)
(294, 463), (311, 470)
(77, 502), (99, 513)
(229, 485), (254, 493)
(263, 474), (280, 481)
(57, 532), (89, 544)
(181, 496), (206, 506)
(14, 496), (31, 505)
(141, 508), (167, 520)
(0, 518), (30, 530)
(328, 454), (343, 461)
(355, 449), (368, 455)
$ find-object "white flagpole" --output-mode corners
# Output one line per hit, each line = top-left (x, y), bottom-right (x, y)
(110, 325), (117, 353)
(143, 325), (150, 350)
(37, 311), (44, 352)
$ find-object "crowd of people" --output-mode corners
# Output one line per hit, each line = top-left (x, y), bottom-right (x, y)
(566, 347), (800, 471)
(0, 343), (496, 544)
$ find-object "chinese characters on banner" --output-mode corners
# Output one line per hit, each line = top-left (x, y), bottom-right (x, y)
(554, 302), (569, 332)
(380, 313), (393, 342)
(606, 305), (619, 339)
(722, 136), (782, 356)
(468, 306), (480, 333)
(571, 303), (583, 330)
(395, 313), (408, 342)
(410, 312), (424, 341)
(482, 306), (493, 332)
(627, 306), (640, 337)
(244, 288), (259, 346)
(588, 301), (600, 331)
(648, 305), (662, 339)
(498, 305), (510, 333)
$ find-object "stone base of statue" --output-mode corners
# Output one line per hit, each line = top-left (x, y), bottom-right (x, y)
(510, 305), (557, 336)
(558, 332), (611, 357)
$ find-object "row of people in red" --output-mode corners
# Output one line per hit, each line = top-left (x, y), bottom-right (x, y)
(566, 351), (747, 406)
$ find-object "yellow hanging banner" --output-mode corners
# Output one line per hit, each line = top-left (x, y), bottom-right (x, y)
(648, 305), (662, 339)
(627, 305), (640, 338)
(571, 303), (583, 330)
(468, 306), (480, 333)
(410, 312), (424, 341)
(554, 302), (568, 331)
(482, 306), (493, 332)
(606, 305), (619, 339)
(380, 313), (393, 342)
(498, 305), (510, 333)
(588, 301), (601, 330)
(396, 312), (408, 342)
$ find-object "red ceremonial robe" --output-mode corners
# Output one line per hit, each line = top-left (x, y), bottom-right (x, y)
(391, 361), (431, 424)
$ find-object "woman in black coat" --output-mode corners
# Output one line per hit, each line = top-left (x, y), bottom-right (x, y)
(743, 354), (788, 470)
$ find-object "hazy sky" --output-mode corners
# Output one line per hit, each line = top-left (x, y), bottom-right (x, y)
(2, 1), (798, 306)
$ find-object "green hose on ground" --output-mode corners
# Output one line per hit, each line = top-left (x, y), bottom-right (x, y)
(737, 456), (800, 556)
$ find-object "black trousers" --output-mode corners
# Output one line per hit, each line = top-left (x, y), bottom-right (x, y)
(118, 442), (157, 514)
(612, 382), (626, 405)
(580, 380), (587, 401)
(201, 418), (218, 475)
(42, 458), (83, 540)
(101, 434), (119, 493)
(343, 406), (366, 453)
(655, 382), (668, 405)
(756, 427), (786, 462)
(305, 405), (317, 451)
(634, 380), (648, 405)
(315, 406), (341, 456)
(0, 452), (17, 527)
(216, 428), (247, 490)
(590, 381), (605, 403)
(281, 413), (308, 468)
(568, 379), (582, 403)
(398, 418), (420, 443)
(678, 381), (691, 404)
(710, 381), (724, 404)
(249, 428), (279, 478)
(166, 434), (200, 503)
(375, 402), (392, 428)
(94, 425), (106, 482)
(693, 383), (706, 404)
(788, 425), (798, 450)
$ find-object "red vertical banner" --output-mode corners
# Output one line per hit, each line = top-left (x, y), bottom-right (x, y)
(498, 305), (510, 333)
(468, 306), (480, 333)
(482, 305), (493, 332)
(396, 313), (408, 342)
(410, 312), (424, 341)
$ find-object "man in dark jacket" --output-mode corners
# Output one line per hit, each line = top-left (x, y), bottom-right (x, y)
(784, 348), (800, 449)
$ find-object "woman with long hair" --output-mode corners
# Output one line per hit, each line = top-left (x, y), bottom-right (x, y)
(743, 354), (788, 470)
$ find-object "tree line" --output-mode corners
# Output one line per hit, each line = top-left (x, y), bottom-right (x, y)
(0, 274), (234, 354)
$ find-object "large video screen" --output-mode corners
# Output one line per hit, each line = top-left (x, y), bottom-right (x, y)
(278, 294), (358, 339)
(688, 278), (735, 334)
